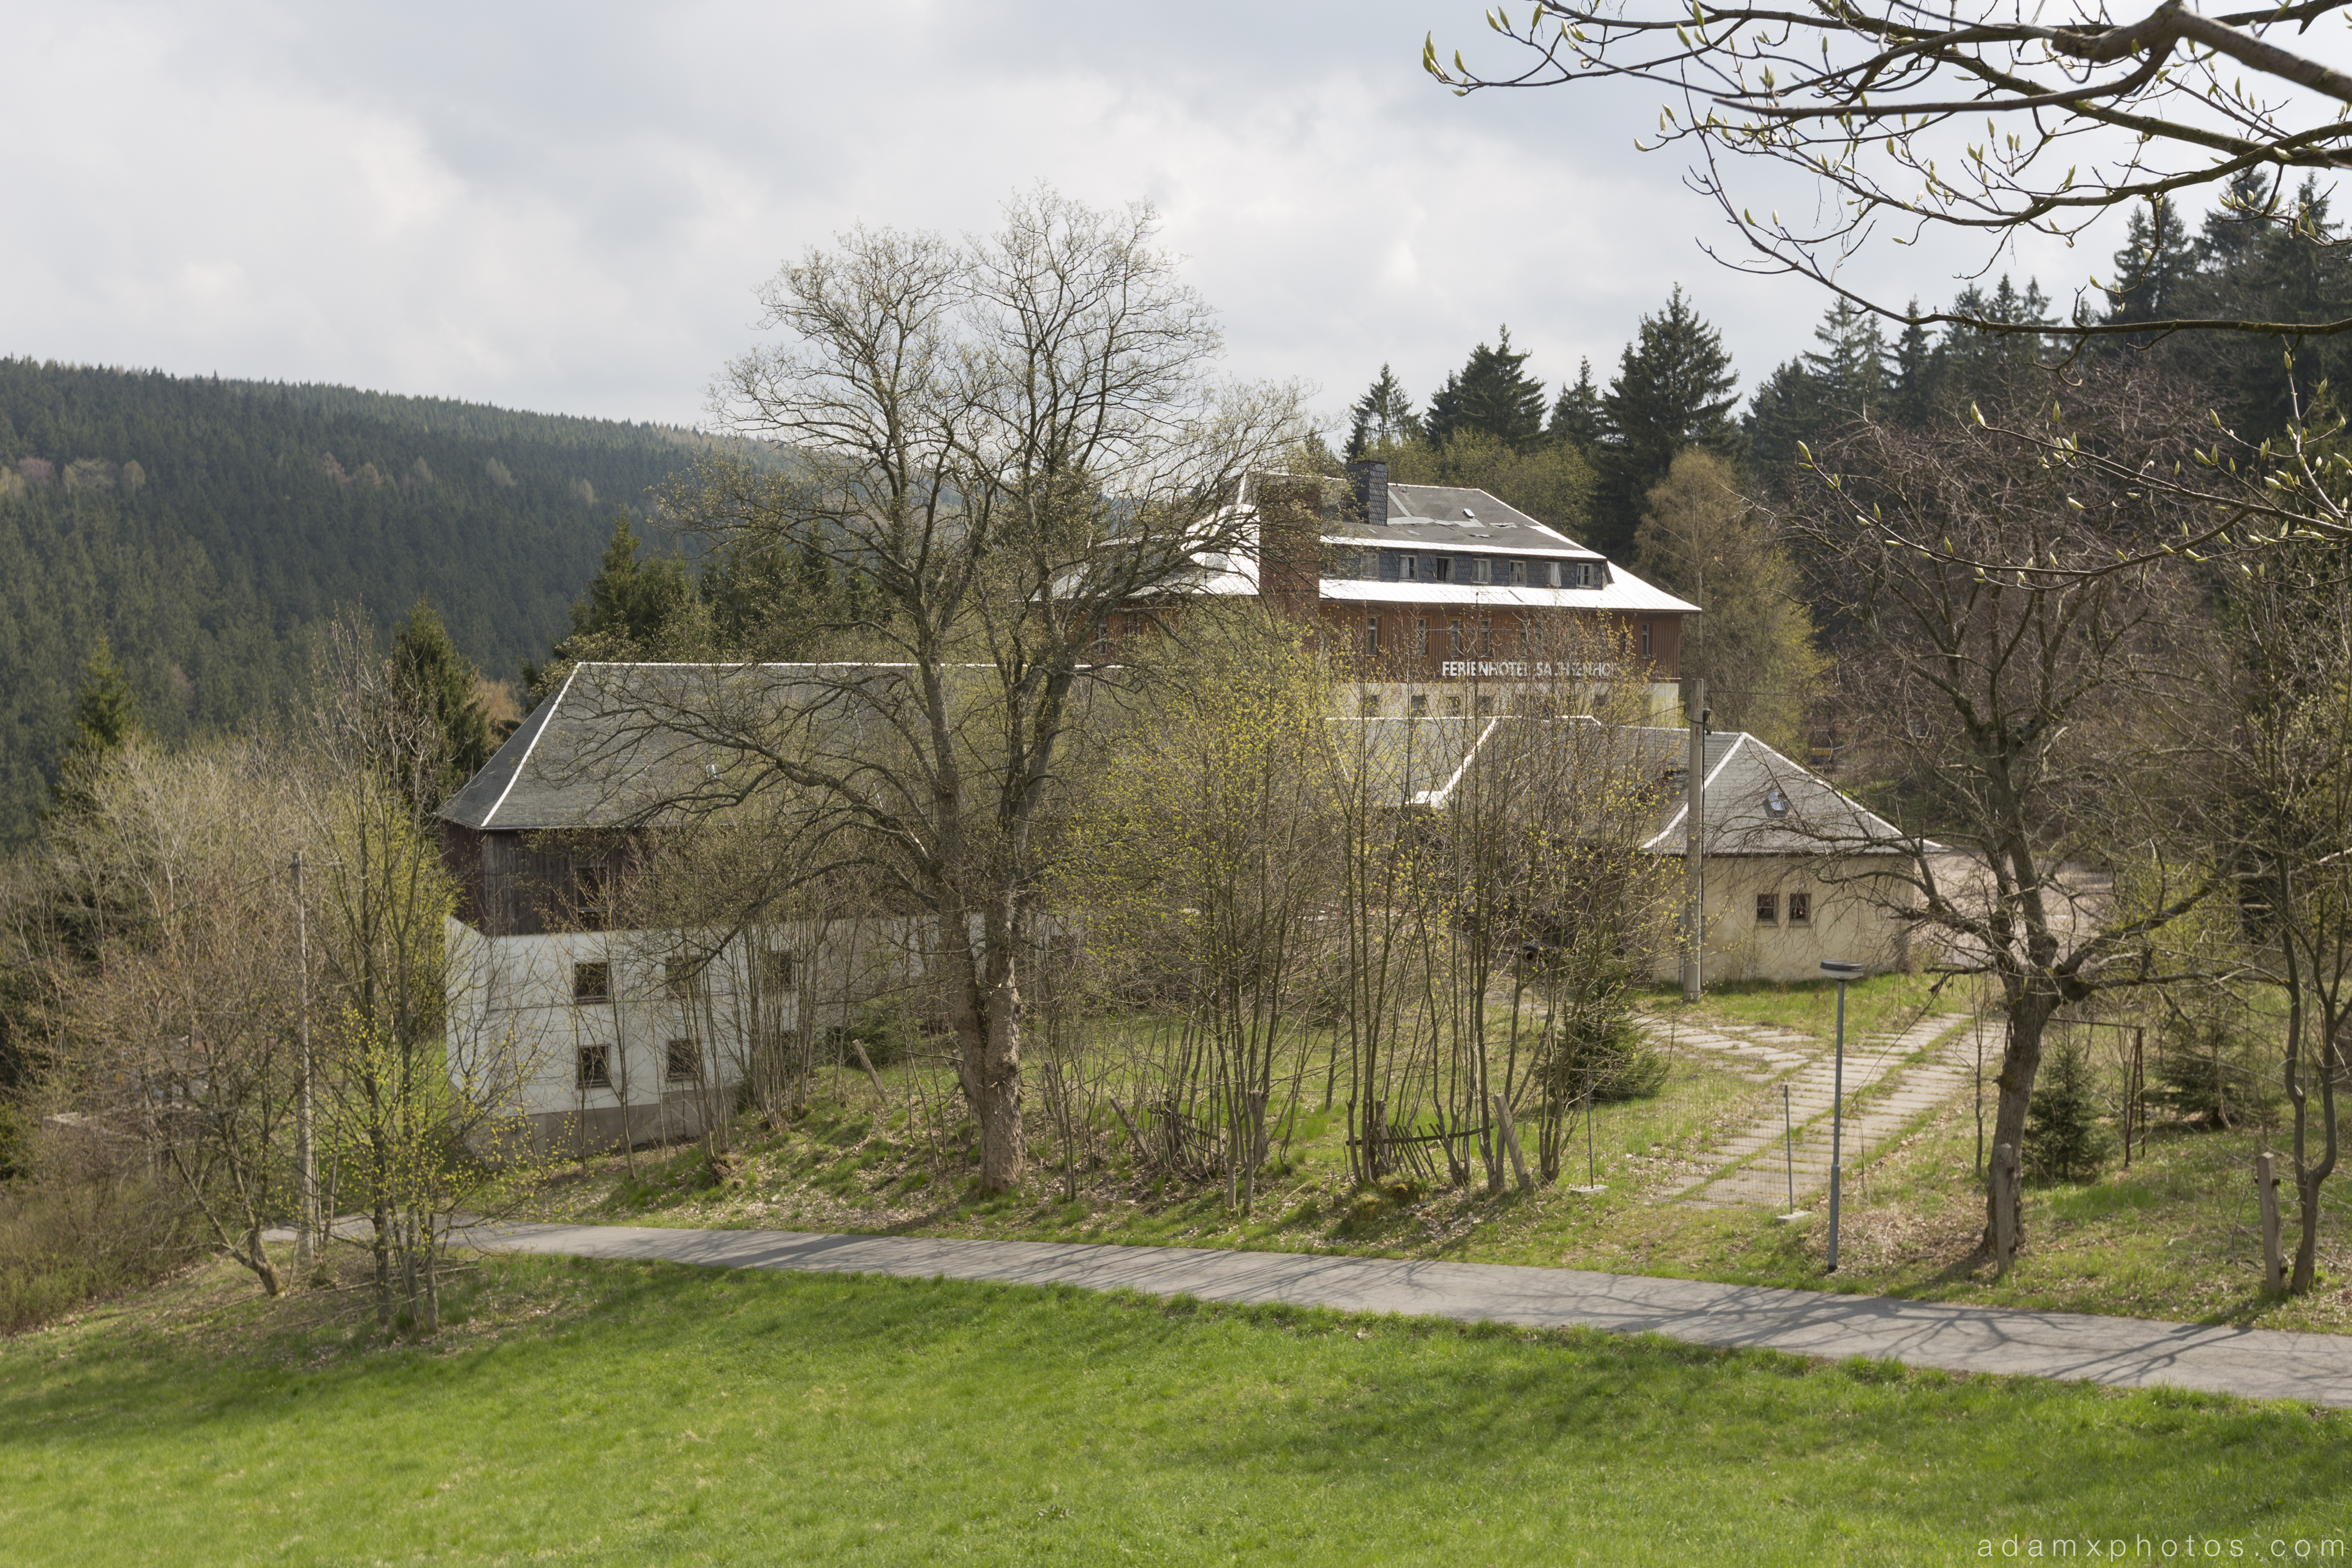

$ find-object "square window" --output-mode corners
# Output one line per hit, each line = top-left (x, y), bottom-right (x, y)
(1360, 692), (1382, 717)
(1755, 893), (1778, 926)
(761, 949), (795, 993)
(1471, 557), (1491, 585)
(665, 1039), (699, 1082)
(1474, 694), (1494, 717)
(1409, 694), (1429, 717)
(1508, 559), (1526, 585)
(1788, 891), (1812, 926)
(573, 961), (611, 1003)
(664, 957), (695, 999)
(577, 1044), (611, 1089)
(1444, 696), (1464, 717)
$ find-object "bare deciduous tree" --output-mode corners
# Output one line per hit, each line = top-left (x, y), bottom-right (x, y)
(1790, 365), (2219, 1254)
(652, 190), (1307, 1192)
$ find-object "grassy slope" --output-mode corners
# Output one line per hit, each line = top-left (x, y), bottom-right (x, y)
(5, 1253), (2348, 1566)
(532, 973), (2352, 1335)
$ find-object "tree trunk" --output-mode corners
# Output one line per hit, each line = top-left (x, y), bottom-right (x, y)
(1983, 998), (2051, 1252)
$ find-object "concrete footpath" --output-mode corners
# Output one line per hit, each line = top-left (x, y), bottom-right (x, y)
(467, 1221), (2352, 1407)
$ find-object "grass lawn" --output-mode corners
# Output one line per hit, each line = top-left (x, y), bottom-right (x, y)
(6, 1252), (2350, 1566)
(523, 971), (2352, 1335)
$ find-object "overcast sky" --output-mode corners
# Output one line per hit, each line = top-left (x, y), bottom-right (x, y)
(4, 0), (2109, 432)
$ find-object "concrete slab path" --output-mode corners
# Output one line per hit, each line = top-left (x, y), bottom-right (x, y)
(467, 1219), (2352, 1407)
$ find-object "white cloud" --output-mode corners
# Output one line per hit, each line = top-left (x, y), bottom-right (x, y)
(1, 0), (2106, 428)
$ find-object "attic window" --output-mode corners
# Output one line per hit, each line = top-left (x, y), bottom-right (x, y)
(1461, 508), (1476, 519)
(1765, 787), (1790, 818)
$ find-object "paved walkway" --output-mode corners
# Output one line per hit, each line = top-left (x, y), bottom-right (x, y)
(467, 1220), (2352, 1407)
(1676, 1014), (1978, 1207)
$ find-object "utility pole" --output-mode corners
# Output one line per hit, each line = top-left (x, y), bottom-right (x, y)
(1822, 958), (1863, 1272)
(1680, 678), (1707, 1002)
(293, 848), (318, 1276)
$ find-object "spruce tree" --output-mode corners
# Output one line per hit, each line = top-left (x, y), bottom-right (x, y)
(1424, 327), (1549, 450)
(46, 636), (145, 819)
(1592, 287), (1740, 557)
(1548, 358), (1604, 451)
(2103, 194), (2196, 337)
(1801, 299), (1888, 413)
(1345, 365), (1419, 458)
(524, 511), (697, 703)
(2024, 1034), (2114, 1182)
(391, 598), (494, 801)
(1888, 302), (1940, 426)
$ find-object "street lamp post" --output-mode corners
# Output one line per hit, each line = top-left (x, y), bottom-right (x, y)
(1821, 959), (1864, 1273)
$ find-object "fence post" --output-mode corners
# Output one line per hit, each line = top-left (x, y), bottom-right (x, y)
(1492, 1093), (1533, 1194)
(1991, 1143), (2020, 1279)
(2257, 1151), (2284, 1290)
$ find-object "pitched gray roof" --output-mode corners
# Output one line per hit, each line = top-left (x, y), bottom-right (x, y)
(439, 661), (912, 832)
(1329, 716), (1916, 856)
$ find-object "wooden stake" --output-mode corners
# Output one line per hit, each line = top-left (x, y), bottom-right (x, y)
(2257, 1151), (2284, 1290)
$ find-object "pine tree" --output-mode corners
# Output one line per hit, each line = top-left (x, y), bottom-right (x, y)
(1940, 275), (2054, 397)
(1592, 287), (1741, 557)
(1548, 358), (1603, 451)
(391, 598), (494, 802)
(2103, 194), (2196, 336)
(1742, 359), (1823, 478)
(1888, 302), (1940, 426)
(1425, 327), (1549, 451)
(1800, 300), (1888, 413)
(2024, 1033), (2114, 1182)
(525, 511), (697, 703)
(46, 636), (145, 819)
(1345, 365), (1419, 458)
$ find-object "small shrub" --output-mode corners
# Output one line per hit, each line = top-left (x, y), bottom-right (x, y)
(2148, 1002), (2274, 1129)
(2025, 1036), (2113, 1182)
(0, 1130), (201, 1333)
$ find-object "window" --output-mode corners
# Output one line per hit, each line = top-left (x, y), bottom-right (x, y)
(1544, 560), (1563, 587)
(1094, 618), (1109, 655)
(1787, 891), (1812, 926)
(1755, 893), (1778, 926)
(1359, 692), (1383, 717)
(1414, 618), (1428, 656)
(1478, 615), (1492, 655)
(577, 1044), (612, 1089)
(1448, 618), (1463, 654)
(573, 961), (611, 1003)
(1444, 696), (1465, 717)
(665, 1039), (700, 1082)
(1641, 622), (1653, 659)
(761, 948), (795, 993)
(1471, 557), (1492, 585)
(1364, 614), (1380, 654)
(664, 957), (695, 999)
(574, 866), (608, 930)
(1402, 553), (1419, 582)
(1409, 694), (1429, 717)
(1507, 559), (1526, 585)
(1474, 694), (1495, 717)
(1433, 556), (1454, 583)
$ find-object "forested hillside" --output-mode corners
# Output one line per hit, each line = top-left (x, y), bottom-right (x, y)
(0, 360), (703, 845)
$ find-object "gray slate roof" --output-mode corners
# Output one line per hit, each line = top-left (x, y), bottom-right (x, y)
(1332, 717), (1915, 857)
(1327, 483), (1596, 556)
(439, 661), (911, 833)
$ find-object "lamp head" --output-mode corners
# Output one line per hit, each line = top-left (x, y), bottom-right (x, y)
(1820, 960), (1865, 977)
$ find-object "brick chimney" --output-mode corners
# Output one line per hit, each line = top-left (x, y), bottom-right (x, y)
(1346, 459), (1388, 526)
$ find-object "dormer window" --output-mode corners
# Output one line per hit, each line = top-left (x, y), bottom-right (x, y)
(1765, 787), (1790, 818)
(1433, 557), (1454, 583)
(1470, 557), (1492, 585)
(1544, 560), (1562, 587)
